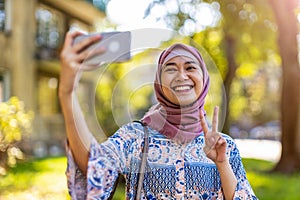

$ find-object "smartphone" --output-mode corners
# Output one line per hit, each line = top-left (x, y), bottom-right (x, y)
(73, 31), (131, 65)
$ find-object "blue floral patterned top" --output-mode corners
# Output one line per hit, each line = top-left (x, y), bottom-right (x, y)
(66, 122), (258, 199)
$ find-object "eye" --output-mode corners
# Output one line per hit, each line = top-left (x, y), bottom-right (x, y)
(163, 67), (177, 73)
(186, 66), (197, 71)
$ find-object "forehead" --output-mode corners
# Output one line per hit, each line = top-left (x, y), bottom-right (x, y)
(164, 56), (199, 65)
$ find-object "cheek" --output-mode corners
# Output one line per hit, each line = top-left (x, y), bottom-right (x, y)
(161, 82), (173, 97)
(161, 85), (172, 97)
(193, 75), (204, 95)
(196, 82), (203, 96)
(161, 74), (173, 90)
(161, 74), (176, 98)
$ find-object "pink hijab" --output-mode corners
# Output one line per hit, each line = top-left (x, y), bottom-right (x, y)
(141, 43), (210, 143)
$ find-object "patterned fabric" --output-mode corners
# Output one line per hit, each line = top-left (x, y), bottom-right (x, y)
(66, 122), (258, 200)
(65, 142), (87, 200)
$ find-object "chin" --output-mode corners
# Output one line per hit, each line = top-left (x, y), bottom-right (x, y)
(178, 100), (196, 107)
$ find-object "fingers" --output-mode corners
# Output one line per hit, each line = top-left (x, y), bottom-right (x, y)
(205, 136), (226, 157)
(200, 106), (220, 154)
(72, 34), (102, 54)
(78, 45), (106, 62)
(204, 136), (221, 155)
(60, 31), (84, 62)
(63, 30), (84, 49)
(200, 106), (219, 135)
(61, 30), (105, 69)
(216, 137), (226, 147)
(212, 106), (219, 133)
(199, 110), (209, 136)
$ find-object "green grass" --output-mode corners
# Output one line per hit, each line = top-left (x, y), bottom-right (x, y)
(243, 158), (300, 200)
(0, 157), (299, 200)
(0, 157), (70, 200)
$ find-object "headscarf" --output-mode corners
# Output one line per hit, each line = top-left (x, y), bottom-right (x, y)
(141, 43), (210, 143)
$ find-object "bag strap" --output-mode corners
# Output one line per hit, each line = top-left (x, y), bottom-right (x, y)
(135, 121), (149, 199)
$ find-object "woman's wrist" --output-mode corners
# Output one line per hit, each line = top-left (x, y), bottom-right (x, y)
(58, 85), (73, 98)
(58, 84), (77, 105)
(215, 158), (237, 199)
(215, 158), (230, 169)
(59, 72), (80, 97)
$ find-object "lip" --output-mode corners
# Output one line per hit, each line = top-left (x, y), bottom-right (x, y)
(172, 85), (193, 92)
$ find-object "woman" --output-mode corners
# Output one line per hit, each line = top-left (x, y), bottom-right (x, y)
(59, 30), (257, 199)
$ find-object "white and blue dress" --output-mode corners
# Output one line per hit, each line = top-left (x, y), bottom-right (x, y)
(66, 122), (257, 200)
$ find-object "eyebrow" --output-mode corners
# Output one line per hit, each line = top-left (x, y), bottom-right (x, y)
(164, 60), (198, 67)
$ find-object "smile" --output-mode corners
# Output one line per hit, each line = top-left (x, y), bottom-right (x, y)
(173, 85), (193, 92)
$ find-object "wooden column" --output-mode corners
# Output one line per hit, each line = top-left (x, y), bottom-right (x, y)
(9, 0), (37, 110)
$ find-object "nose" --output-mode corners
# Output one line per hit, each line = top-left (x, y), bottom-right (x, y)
(175, 70), (189, 82)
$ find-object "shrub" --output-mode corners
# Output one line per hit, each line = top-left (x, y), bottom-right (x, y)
(0, 96), (34, 175)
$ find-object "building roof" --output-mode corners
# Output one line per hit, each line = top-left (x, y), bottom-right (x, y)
(40, 0), (106, 25)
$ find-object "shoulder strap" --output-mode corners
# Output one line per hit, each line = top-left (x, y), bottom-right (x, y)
(135, 121), (149, 199)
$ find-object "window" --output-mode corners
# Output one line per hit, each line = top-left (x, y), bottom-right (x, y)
(0, 75), (4, 101)
(0, 0), (5, 31)
(38, 76), (59, 115)
(0, 69), (10, 102)
(0, 0), (12, 32)
(69, 19), (90, 33)
(35, 6), (63, 59)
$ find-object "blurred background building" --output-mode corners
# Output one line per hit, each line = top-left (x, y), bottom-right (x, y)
(0, 0), (105, 157)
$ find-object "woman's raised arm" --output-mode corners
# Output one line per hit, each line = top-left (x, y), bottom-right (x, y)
(59, 30), (104, 175)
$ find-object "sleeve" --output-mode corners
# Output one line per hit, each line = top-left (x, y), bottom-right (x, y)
(64, 123), (141, 200)
(65, 141), (87, 200)
(225, 137), (258, 200)
(66, 136), (123, 200)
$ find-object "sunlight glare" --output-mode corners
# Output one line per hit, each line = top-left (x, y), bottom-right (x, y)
(107, 0), (166, 29)
(194, 3), (218, 27)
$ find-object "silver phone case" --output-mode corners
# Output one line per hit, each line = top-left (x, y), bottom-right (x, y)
(73, 31), (131, 65)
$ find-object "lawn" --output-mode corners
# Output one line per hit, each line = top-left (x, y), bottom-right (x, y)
(0, 157), (299, 200)
(0, 157), (70, 200)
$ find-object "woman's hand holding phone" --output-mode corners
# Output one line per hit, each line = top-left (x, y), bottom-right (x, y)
(73, 31), (131, 66)
(59, 30), (131, 96)
(59, 30), (104, 95)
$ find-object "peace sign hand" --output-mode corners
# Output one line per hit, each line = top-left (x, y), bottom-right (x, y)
(200, 106), (227, 163)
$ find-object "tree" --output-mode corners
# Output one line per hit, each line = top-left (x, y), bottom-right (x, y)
(216, 0), (278, 133)
(269, 0), (300, 173)
(145, 0), (277, 133)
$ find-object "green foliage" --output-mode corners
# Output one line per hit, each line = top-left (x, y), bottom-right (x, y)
(144, 0), (280, 130)
(0, 96), (34, 175)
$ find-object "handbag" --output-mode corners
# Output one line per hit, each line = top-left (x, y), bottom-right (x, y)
(108, 121), (149, 200)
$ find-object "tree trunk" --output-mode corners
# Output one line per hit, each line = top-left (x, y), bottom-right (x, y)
(221, 34), (237, 135)
(269, 0), (300, 173)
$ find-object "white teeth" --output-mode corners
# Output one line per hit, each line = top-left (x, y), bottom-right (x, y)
(174, 86), (191, 91)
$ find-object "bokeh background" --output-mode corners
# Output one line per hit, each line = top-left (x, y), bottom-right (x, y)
(0, 0), (300, 199)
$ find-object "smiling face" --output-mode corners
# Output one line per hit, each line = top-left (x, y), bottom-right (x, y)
(160, 56), (204, 106)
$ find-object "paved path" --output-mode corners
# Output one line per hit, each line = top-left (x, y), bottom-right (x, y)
(234, 139), (281, 162)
